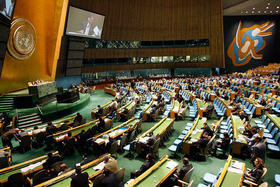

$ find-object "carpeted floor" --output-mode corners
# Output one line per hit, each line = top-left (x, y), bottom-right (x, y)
(3, 89), (279, 187)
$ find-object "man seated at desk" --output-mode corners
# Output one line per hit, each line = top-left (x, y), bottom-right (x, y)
(142, 132), (157, 155)
(104, 155), (119, 174)
(130, 153), (155, 179)
(71, 166), (89, 187)
(191, 132), (210, 160)
(43, 152), (62, 169)
(74, 113), (84, 126)
(97, 117), (106, 132)
(120, 108), (129, 122)
(201, 122), (214, 137)
(96, 105), (103, 118)
(171, 157), (193, 184)
(46, 121), (56, 135)
(210, 132), (230, 157)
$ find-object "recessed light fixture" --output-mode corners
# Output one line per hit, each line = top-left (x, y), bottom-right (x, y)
(246, 11), (248, 13)
(252, 11), (255, 13)
(276, 10), (279, 13)
(277, 6), (279, 9)
(264, 11), (267, 13)
(253, 7), (255, 10)
(266, 6), (269, 9)
(268, 3), (270, 5)
(258, 11), (261, 13)
(270, 10), (272, 13)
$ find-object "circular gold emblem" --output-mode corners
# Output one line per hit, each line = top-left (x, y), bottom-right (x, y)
(7, 18), (36, 60)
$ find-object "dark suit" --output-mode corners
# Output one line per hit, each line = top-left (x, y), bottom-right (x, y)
(177, 164), (193, 180)
(202, 126), (214, 137)
(251, 142), (266, 162)
(71, 172), (89, 187)
(101, 173), (121, 187)
(43, 156), (62, 169)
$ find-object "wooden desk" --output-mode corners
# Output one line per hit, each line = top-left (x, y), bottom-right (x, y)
(142, 101), (156, 121)
(0, 147), (11, 168)
(170, 100), (180, 119)
(92, 117), (141, 146)
(215, 155), (245, 187)
(104, 87), (116, 96)
(231, 115), (247, 155)
(0, 151), (59, 183)
(126, 155), (178, 187)
(182, 117), (207, 154)
(35, 154), (109, 187)
(53, 118), (101, 142)
(117, 100), (136, 121)
(265, 113), (280, 130)
(91, 100), (114, 119)
(136, 117), (174, 155)
(197, 99), (206, 117)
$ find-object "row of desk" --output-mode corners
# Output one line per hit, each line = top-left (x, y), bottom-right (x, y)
(0, 151), (59, 183)
(35, 154), (109, 187)
(182, 117), (207, 155)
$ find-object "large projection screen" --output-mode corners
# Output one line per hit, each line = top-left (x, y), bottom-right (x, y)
(0, 0), (15, 19)
(66, 6), (105, 39)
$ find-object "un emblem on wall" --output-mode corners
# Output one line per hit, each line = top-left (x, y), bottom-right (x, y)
(7, 18), (37, 60)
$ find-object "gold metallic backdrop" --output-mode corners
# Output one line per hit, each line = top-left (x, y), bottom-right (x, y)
(0, 0), (69, 93)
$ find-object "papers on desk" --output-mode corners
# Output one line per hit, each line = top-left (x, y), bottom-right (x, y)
(190, 138), (198, 143)
(95, 138), (109, 144)
(93, 161), (105, 171)
(108, 129), (125, 137)
(166, 160), (178, 170)
(237, 135), (246, 142)
(56, 134), (66, 141)
(192, 130), (197, 135)
(231, 161), (243, 170)
(227, 167), (243, 174)
(139, 136), (149, 144)
(125, 179), (135, 186)
(20, 161), (44, 173)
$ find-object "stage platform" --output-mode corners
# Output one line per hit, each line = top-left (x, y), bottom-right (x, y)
(7, 90), (90, 122)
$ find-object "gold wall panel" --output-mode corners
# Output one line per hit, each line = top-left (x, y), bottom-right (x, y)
(0, 0), (69, 93)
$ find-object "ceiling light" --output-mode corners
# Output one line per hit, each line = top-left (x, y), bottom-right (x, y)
(277, 6), (279, 9)
(276, 10), (279, 13)
(264, 11), (267, 13)
(270, 10), (272, 13)
(258, 11), (261, 13)
(268, 3), (270, 5)
(266, 6), (269, 9)
(245, 11), (248, 13)
(253, 7), (255, 10)
(252, 11), (255, 13)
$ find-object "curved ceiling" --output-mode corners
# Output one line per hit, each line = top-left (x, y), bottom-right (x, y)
(223, 0), (280, 15)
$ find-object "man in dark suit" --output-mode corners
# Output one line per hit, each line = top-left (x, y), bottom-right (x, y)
(130, 153), (155, 179)
(176, 157), (193, 180)
(202, 123), (214, 137)
(77, 14), (101, 38)
(71, 166), (89, 187)
(251, 137), (266, 163)
(43, 152), (62, 169)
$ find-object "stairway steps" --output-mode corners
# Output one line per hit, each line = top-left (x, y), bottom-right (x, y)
(18, 118), (42, 126)
(18, 113), (39, 119)
(18, 116), (41, 123)
(19, 121), (42, 129)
